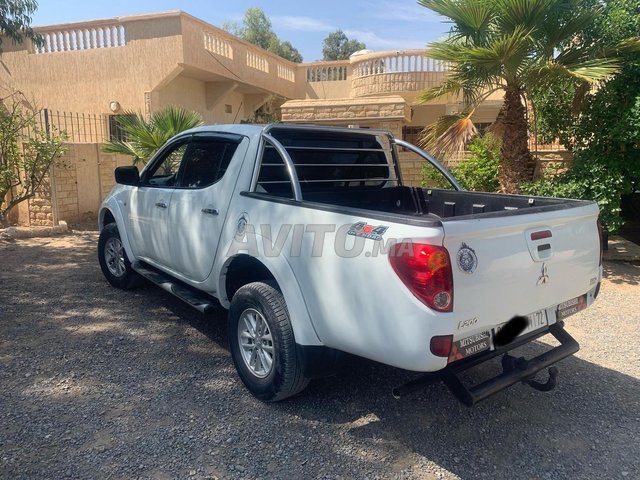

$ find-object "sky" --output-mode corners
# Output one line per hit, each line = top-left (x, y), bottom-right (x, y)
(33, 1), (451, 62)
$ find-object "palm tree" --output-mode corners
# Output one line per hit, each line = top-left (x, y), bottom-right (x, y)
(103, 106), (203, 165)
(417, 0), (639, 193)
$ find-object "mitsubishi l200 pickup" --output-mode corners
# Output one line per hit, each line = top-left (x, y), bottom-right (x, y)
(98, 124), (602, 406)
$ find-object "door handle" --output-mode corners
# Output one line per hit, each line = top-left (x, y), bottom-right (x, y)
(155, 201), (168, 209)
(201, 208), (219, 216)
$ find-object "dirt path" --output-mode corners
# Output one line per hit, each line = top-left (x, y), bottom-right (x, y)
(1, 233), (639, 479)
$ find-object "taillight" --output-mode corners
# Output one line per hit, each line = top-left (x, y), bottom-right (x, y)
(389, 242), (454, 312)
(430, 335), (453, 357)
(597, 221), (603, 266)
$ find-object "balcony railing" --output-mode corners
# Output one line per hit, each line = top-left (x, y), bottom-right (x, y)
(33, 22), (126, 54)
(23, 13), (453, 102)
(203, 30), (233, 59)
(277, 64), (295, 82)
(306, 64), (349, 82)
(351, 50), (449, 97)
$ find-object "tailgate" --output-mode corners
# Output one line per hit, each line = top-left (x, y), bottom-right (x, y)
(442, 202), (600, 333)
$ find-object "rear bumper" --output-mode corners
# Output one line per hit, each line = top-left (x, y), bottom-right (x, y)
(393, 322), (579, 406)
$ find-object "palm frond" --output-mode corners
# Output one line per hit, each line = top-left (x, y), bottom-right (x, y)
(425, 39), (471, 62)
(417, 77), (466, 104)
(494, 0), (555, 33)
(601, 37), (640, 56)
(151, 105), (203, 138)
(102, 106), (203, 164)
(418, 0), (495, 42)
(465, 26), (533, 80)
(102, 140), (151, 165)
(553, 57), (621, 83)
(538, 11), (598, 55)
(419, 114), (478, 157)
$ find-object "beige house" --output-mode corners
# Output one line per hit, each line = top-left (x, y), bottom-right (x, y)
(1, 10), (505, 226)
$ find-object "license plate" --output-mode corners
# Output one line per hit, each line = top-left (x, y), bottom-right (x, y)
(556, 294), (587, 320)
(448, 331), (491, 363)
(494, 310), (549, 343)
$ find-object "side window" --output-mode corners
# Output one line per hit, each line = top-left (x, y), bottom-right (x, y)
(176, 139), (239, 189)
(144, 142), (189, 187)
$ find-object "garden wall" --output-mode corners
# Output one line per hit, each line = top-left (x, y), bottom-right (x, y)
(19, 144), (131, 227)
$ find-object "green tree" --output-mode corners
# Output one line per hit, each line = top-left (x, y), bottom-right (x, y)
(417, 0), (638, 193)
(223, 7), (303, 63)
(0, 94), (66, 227)
(525, 0), (640, 233)
(0, 0), (42, 53)
(102, 106), (202, 165)
(322, 30), (366, 60)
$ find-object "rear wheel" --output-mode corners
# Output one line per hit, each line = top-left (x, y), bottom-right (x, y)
(98, 223), (143, 289)
(228, 281), (309, 401)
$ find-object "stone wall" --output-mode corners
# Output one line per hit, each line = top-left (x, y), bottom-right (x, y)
(13, 144), (131, 227)
(27, 178), (54, 226)
(53, 156), (80, 224)
(281, 97), (410, 123)
(99, 153), (133, 197)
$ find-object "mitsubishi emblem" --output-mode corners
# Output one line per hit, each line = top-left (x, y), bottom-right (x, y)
(537, 262), (549, 285)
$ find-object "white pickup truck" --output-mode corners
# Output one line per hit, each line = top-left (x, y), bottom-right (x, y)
(98, 124), (602, 406)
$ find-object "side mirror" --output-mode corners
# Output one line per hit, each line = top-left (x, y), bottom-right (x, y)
(115, 166), (140, 186)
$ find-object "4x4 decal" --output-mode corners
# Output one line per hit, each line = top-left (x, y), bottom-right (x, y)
(347, 222), (389, 241)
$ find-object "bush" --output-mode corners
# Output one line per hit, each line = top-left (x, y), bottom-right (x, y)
(420, 135), (500, 192)
(521, 158), (628, 233)
(451, 135), (500, 192)
(420, 162), (451, 189)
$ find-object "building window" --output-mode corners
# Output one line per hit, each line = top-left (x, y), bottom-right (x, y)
(402, 126), (423, 145)
(108, 114), (135, 142)
(225, 104), (232, 114)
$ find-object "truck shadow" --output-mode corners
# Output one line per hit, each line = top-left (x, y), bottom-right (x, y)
(178, 298), (640, 479)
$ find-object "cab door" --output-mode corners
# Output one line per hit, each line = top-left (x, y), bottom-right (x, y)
(167, 133), (245, 282)
(127, 138), (190, 264)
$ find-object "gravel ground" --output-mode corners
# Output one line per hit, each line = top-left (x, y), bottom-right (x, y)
(1, 232), (639, 480)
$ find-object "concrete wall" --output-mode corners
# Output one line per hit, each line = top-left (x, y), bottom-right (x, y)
(15, 143), (131, 227)
(155, 75), (247, 124)
(0, 13), (185, 115)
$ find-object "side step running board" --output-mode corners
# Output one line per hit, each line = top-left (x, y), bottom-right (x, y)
(393, 322), (579, 407)
(132, 261), (218, 314)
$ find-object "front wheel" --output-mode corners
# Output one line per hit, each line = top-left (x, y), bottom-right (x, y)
(228, 282), (309, 401)
(98, 223), (143, 289)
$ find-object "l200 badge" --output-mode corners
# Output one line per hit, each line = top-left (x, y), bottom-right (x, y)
(457, 242), (477, 274)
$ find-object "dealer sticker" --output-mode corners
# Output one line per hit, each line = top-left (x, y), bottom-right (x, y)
(448, 331), (491, 363)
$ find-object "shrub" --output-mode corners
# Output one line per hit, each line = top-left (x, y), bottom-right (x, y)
(521, 158), (628, 233)
(420, 135), (500, 192)
(420, 162), (451, 189)
(451, 135), (500, 192)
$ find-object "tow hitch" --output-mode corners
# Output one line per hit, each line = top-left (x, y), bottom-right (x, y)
(392, 322), (578, 406)
(501, 353), (559, 392)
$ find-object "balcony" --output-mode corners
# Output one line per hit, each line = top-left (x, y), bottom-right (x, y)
(351, 50), (449, 98)
(25, 12), (302, 102)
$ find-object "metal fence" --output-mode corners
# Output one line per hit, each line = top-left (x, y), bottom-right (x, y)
(25, 109), (111, 144)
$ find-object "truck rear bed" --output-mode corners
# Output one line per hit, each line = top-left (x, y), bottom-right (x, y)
(302, 186), (591, 221)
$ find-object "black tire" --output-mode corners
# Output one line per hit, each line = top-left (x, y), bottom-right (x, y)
(98, 223), (144, 290)
(228, 281), (310, 401)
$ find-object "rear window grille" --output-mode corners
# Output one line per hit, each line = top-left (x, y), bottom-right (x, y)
(256, 131), (399, 197)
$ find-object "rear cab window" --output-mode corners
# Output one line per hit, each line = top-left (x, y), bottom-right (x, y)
(256, 129), (398, 198)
